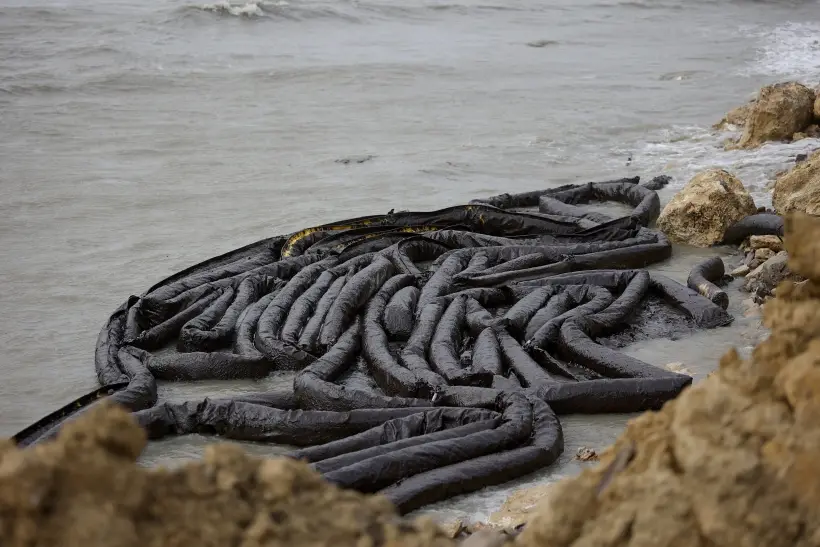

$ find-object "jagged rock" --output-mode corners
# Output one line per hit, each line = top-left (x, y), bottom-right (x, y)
(773, 149), (820, 215)
(439, 519), (466, 538)
(755, 248), (776, 262)
(744, 251), (798, 297)
(461, 530), (510, 547)
(0, 404), (457, 547)
(730, 264), (751, 278)
(746, 235), (784, 253)
(713, 101), (753, 130)
(733, 82), (815, 149)
(488, 484), (554, 529)
(576, 447), (599, 462)
(517, 214), (820, 547)
(657, 169), (757, 247)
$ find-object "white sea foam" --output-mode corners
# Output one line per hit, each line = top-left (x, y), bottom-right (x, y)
(624, 125), (819, 208)
(740, 22), (820, 80)
(197, 0), (288, 17)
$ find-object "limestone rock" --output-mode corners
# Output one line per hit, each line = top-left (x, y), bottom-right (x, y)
(744, 251), (798, 297)
(747, 235), (784, 253)
(792, 124), (820, 141)
(713, 101), (753, 130)
(755, 248), (776, 262)
(735, 82), (815, 149)
(576, 447), (599, 462)
(773, 149), (820, 215)
(657, 169), (757, 247)
(815, 93), (820, 120)
(517, 214), (820, 547)
(730, 264), (751, 278)
(439, 519), (466, 538)
(0, 404), (457, 547)
(488, 484), (554, 529)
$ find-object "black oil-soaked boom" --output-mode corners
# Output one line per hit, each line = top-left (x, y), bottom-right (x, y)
(13, 176), (734, 514)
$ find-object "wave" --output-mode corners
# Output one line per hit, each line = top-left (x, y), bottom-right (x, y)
(621, 125), (820, 207)
(740, 22), (820, 80)
(180, 0), (363, 22)
(199, 1), (267, 17)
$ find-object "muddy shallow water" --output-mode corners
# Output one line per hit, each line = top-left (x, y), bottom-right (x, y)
(0, 0), (815, 520)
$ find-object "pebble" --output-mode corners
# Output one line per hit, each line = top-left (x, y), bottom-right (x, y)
(576, 447), (599, 462)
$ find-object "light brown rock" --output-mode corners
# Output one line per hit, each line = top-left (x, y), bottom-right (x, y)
(488, 484), (554, 529)
(0, 404), (457, 547)
(439, 519), (466, 538)
(755, 247), (776, 262)
(744, 250), (800, 298)
(657, 169), (757, 247)
(713, 101), (753, 130)
(730, 264), (751, 277)
(814, 93), (820, 121)
(773, 148), (820, 215)
(575, 447), (599, 462)
(517, 213), (820, 547)
(747, 235), (784, 253)
(734, 82), (815, 149)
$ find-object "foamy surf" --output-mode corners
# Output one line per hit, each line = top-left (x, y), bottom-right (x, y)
(195, 0), (287, 17)
(740, 22), (820, 80)
(623, 125), (819, 208)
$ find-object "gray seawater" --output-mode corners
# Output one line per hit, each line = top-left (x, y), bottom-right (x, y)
(2, 0), (820, 520)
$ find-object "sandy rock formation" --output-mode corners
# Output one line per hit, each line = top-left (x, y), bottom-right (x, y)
(731, 82), (815, 149)
(814, 92), (820, 121)
(517, 213), (820, 547)
(0, 404), (456, 547)
(743, 235), (784, 253)
(712, 101), (752, 130)
(773, 149), (820, 215)
(791, 124), (820, 142)
(744, 251), (800, 303)
(487, 484), (554, 530)
(657, 169), (757, 247)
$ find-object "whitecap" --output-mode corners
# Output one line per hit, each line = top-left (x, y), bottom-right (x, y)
(740, 22), (820, 80)
(619, 125), (820, 207)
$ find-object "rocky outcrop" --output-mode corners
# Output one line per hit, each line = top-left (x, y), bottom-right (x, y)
(720, 82), (816, 149)
(657, 169), (757, 247)
(0, 404), (456, 547)
(744, 250), (801, 303)
(712, 101), (753, 130)
(518, 213), (820, 547)
(773, 149), (820, 215)
(487, 484), (555, 529)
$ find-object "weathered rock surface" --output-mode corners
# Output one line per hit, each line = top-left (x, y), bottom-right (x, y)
(754, 247), (776, 262)
(744, 250), (800, 301)
(745, 235), (784, 253)
(733, 82), (815, 149)
(487, 484), (554, 529)
(0, 404), (456, 547)
(517, 213), (820, 547)
(792, 124), (820, 142)
(773, 148), (820, 215)
(713, 101), (753, 130)
(657, 169), (757, 247)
